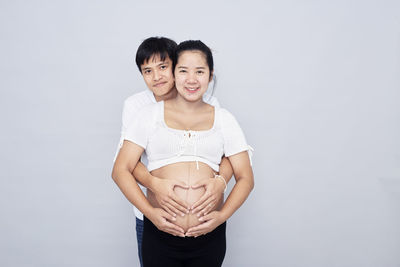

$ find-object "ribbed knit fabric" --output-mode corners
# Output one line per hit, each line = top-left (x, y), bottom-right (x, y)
(125, 101), (249, 172)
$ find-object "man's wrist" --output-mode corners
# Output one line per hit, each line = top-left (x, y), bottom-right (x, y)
(143, 206), (156, 220)
(148, 175), (159, 193)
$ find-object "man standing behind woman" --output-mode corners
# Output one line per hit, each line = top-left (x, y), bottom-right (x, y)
(113, 39), (254, 266)
(113, 37), (234, 266)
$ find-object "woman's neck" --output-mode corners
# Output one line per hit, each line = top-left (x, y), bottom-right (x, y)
(168, 94), (207, 113)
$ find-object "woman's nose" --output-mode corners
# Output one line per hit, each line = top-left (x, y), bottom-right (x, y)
(186, 73), (197, 83)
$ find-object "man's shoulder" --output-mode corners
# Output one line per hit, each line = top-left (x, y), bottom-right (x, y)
(124, 90), (154, 107)
(203, 94), (220, 107)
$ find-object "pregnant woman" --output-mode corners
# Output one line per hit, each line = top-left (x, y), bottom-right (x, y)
(112, 40), (254, 267)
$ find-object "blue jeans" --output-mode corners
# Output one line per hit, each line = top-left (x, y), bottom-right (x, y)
(136, 217), (144, 267)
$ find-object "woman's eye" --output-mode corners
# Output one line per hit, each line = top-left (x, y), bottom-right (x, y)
(179, 70), (187, 73)
(144, 70), (151, 74)
(160, 65), (167, 70)
(197, 71), (204, 74)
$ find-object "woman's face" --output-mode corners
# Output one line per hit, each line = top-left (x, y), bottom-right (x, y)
(174, 50), (212, 102)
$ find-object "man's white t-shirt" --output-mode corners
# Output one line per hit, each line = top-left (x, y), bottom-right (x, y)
(114, 90), (220, 220)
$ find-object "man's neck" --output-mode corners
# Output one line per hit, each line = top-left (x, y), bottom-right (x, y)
(154, 87), (178, 102)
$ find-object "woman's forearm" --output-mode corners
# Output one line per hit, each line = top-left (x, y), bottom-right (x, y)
(219, 174), (254, 221)
(218, 151), (254, 222)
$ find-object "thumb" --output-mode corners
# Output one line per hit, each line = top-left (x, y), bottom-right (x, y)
(191, 181), (206, 189)
(174, 180), (189, 189)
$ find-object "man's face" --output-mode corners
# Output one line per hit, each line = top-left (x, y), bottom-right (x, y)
(140, 55), (175, 98)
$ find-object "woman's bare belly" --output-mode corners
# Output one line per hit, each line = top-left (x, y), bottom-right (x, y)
(149, 161), (223, 232)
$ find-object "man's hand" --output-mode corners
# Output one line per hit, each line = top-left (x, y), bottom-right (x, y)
(147, 208), (185, 237)
(185, 211), (224, 237)
(190, 177), (225, 216)
(151, 177), (190, 217)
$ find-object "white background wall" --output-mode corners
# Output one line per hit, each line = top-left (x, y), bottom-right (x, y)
(1, 0), (399, 266)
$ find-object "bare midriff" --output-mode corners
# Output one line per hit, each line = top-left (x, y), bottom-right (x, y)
(149, 161), (223, 232)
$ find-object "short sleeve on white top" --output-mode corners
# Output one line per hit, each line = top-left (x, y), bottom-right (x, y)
(220, 109), (249, 157)
(124, 104), (157, 149)
(114, 90), (156, 162)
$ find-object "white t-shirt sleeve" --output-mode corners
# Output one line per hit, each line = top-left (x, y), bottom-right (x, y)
(113, 100), (132, 162)
(121, 100), (135, 133)
(124, 105), (156, 149)
(220, 109), (249, 157)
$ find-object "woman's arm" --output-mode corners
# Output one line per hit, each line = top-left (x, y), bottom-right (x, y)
(112, 140), (185, 237)
(185, 151), (254, 237)
(190, 156), (234, 216)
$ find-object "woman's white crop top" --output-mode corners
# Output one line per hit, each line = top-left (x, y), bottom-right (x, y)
(124, 101), (249, 172)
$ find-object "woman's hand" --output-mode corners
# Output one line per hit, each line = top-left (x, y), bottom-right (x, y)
(147, 207), (185, 237)
(185, 211), (225, 237)
(151, 177), (190, 217)
(190, 177), (225, 216)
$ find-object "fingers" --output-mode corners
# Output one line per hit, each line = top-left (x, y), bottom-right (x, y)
(161, 204), (176, 217)
(158, 193), (189, 215)
(169, 193), (190, 214)
(198, 200), (216, 216)
(163, 202), (186, 217)
(159, 210), (185, 237)
(192, 195), (215, 215)
(198, 212), (213, 222)
(191, 192), (210, 211)
(163, 221), (185, 237)
(185, 222), (211, 237)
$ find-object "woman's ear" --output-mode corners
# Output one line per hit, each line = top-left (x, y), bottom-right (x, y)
(209, 71), (214, 82)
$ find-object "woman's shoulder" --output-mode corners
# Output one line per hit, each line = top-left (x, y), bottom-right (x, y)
(216, 107), (237, 121)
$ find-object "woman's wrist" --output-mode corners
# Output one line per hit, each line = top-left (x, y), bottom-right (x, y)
(214, 174), (227, 193)
(217, 209), (230, 223)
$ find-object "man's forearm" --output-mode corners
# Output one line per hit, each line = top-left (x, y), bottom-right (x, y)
(112, 167), (154, 217)
(132, 161), (155, 190)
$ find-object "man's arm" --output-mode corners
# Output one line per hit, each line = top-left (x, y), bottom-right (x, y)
(112, 141), (185, 237)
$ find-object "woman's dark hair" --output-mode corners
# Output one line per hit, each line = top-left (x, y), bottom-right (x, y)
(135, 37), (177, 73)
(173, 40), (214, 78)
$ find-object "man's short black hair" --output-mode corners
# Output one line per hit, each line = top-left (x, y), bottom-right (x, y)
(135, 37), (177, 73)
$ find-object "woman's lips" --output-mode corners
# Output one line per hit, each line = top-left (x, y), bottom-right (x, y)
(185, 87), (200, 93)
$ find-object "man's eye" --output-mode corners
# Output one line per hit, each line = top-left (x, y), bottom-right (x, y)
(144, 70), (151, 74)
(160, 65), (167, 70)
(197, 71), (204, 74)
(179, 70), (187, 73)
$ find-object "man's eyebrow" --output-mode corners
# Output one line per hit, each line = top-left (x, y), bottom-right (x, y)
(157, 61), (169, 66)
(177, 66), (188, 68)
